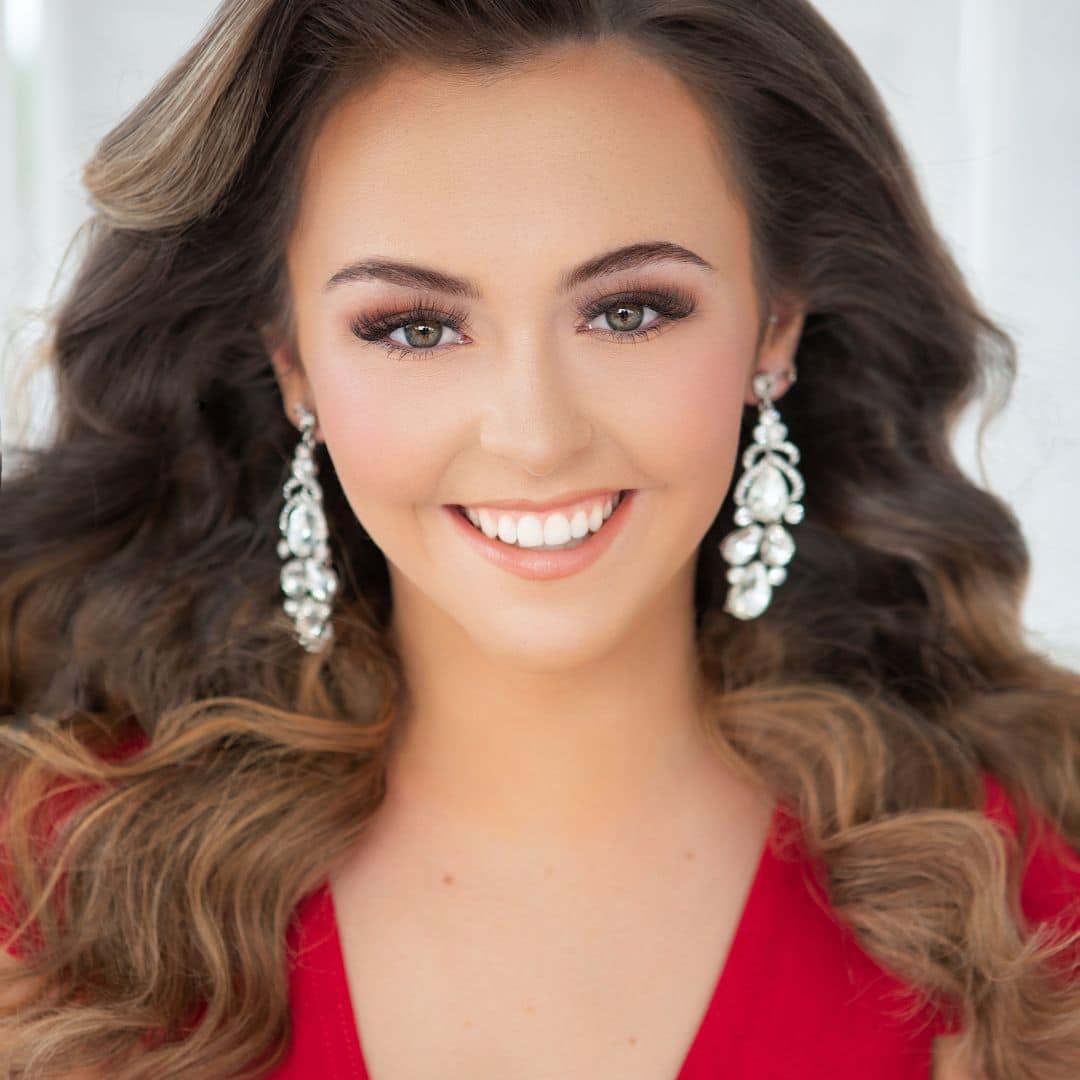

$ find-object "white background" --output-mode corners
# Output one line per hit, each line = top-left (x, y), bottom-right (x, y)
(1, 0), (1078, 665)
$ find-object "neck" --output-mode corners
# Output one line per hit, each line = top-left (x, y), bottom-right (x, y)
(378, 564), (742, 857)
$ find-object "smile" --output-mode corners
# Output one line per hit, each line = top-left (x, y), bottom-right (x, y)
(458, 490), (626, 550)
(442, 489), (638, 581)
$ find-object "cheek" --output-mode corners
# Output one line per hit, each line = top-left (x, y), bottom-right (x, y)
(621, 338), (750, 562)
(624, 338), (748, 497)
(311, 376), (445, 515)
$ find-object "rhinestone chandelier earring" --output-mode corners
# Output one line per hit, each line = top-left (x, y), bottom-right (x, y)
(719, 361), (804, 620)
(278, 402), (338, 652)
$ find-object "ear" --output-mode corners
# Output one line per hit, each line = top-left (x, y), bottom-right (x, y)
(265, 333), (322, 441)
(744, 296), (805, 408)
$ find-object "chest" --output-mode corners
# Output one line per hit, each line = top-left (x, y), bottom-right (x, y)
(327, 800), (775, 1080)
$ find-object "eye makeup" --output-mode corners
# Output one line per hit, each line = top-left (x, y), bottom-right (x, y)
(346, 279), (698, 361)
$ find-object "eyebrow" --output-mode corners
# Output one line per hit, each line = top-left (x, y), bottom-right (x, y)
(322, 240), (715, 298)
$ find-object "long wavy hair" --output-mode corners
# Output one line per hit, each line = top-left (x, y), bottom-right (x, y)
(1, 0), (1078, 1076)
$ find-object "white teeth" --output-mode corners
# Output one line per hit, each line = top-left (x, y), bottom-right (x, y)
(461, 492), (624, 550)
(474, 507), (494, 536)
(569, 509), (590, 539)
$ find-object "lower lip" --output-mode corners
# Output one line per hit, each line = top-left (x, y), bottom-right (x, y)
(441, 490), (638, 581)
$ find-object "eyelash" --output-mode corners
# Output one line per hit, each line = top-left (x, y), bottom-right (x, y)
(347, 281), (697, 361)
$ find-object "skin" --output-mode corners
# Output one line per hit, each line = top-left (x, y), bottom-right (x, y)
(271, 37), (803, 858)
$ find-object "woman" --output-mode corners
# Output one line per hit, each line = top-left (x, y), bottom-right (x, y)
(1, 0), (1078, 1076)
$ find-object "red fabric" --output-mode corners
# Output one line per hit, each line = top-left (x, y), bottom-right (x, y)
(3, 728), (1079, 1078)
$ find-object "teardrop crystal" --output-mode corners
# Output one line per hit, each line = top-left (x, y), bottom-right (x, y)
(284, 500), (327, 557)
(746, 464), (789, 523)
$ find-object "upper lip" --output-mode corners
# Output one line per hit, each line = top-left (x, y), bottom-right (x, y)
(453, 488), (627, 513)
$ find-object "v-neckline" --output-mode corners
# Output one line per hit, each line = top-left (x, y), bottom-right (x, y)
(321, 797), (786, 1078)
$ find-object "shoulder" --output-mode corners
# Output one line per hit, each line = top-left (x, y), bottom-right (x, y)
(978, 768), (1080, 939)
(932, 771), (1080, 1077)
(0, 723), (152, 963)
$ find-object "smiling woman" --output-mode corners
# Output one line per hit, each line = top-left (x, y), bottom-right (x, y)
(1, 1), (1079, 1078)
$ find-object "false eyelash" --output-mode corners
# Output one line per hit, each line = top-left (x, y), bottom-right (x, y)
(348, 280), (698, 360)
(349, 295), (471, 346)
(573, 281), (697, 324)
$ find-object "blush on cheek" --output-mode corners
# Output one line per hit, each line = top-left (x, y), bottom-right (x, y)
(313, 387), (452, 519)
(630, 346), (746, 490)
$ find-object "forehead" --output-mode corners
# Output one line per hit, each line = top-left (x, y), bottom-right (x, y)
(288, 40), (751, 291)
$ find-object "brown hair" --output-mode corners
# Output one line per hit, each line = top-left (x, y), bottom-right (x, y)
(2, 1), (1079, 1075)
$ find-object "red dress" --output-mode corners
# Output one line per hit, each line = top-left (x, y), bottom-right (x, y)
(4, 729), (1080, 1078)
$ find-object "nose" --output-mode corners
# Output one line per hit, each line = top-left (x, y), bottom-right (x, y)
(477, 339), (593, 477)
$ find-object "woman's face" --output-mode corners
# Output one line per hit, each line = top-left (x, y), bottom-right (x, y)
(275, 39), (801, 667)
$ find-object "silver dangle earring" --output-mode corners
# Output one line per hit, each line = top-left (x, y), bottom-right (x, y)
(278, 402), (338, 652)
(720, 362), (804, 620)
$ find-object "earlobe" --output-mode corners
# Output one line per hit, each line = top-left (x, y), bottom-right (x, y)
(745, 302), (804, 407)
(744, 365), (796, 409)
